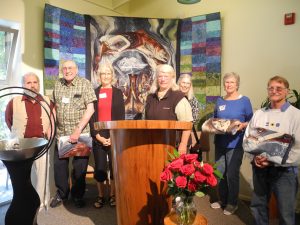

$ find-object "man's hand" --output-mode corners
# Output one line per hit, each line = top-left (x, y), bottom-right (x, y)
(69, 127), (81, 143)
(253, 155), (270, 168)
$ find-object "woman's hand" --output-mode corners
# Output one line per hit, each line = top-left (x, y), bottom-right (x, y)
(178, 142), (187, 155)
(96, 134), (111, 146)
(236, 121), (248, 131)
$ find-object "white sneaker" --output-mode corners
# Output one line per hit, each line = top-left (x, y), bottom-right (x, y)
(210, 202), (222, 209)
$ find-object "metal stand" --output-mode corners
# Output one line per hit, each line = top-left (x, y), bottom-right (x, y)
(3, 160), (40, 225)
(0, 87), (56, 225)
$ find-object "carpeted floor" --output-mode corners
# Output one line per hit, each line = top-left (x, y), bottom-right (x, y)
(5, 180), (300, 225)
(0, 182), (257, 225)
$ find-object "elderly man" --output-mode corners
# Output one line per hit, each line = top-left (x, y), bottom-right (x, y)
(5, 72), (53, 210)
(50, 60), (96, 208)
(244, 76), (300, 225)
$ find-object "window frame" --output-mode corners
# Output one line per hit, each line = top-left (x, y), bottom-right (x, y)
(0, 25), (19, 86)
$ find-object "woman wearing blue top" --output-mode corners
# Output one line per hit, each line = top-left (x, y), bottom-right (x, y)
(211, 72), (253, 215)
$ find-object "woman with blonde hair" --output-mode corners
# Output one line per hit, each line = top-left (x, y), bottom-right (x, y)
(177, 73), (203, 123)
(90, 62), (125, 208)
(145, 64), (193, 155)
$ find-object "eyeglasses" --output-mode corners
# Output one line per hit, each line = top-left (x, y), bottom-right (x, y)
(99, 72), (112, 76)
(267, 87), (287, 92)
(62, 66), (75, 70)
(180, 82), (191, 86)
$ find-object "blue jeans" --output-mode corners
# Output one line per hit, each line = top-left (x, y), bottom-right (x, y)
(251, 166), (298, 225)
(215, 147), (244, 206)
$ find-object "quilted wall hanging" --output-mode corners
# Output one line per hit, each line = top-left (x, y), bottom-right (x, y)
(43, 4), (221, 123)
(44, 4), (86, 96)
(180, 12), (221, 126)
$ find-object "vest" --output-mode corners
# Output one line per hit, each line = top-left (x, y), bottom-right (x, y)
(12, 95), (51, 138)
(145, 89), (185, 120)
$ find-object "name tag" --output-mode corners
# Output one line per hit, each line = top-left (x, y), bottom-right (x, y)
(99, 93), (107, 99)
(62, 97), (70, 104)
(219, 105), (226, 111)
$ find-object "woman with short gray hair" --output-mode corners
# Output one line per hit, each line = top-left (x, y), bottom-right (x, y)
(210, 72), (253, 215)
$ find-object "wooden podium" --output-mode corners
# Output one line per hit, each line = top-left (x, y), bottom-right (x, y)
(94, 120), (192, 225)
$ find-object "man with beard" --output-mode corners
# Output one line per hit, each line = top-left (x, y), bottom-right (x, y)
(5, 72), (53, 210)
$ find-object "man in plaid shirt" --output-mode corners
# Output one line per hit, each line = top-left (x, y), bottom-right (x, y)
(50, 60), (96, 208)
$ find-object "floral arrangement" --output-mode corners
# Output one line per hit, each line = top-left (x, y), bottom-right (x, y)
(160, 150), (222, 198)
(160, 150), (222, 224)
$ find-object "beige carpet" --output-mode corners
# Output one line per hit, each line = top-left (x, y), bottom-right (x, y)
(1, 181), (257, 225)
(4, 183), (298, 225)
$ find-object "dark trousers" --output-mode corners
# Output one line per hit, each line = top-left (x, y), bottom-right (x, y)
(53, 144), (89, 199)
(92, 141), (113, 182)
(215, 147), (244, 206)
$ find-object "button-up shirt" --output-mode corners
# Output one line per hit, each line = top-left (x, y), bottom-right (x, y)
(52, 76), (97, 138)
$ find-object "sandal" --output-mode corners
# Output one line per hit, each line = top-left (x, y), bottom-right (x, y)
(109, 195), (116, 207)
(94, 196), (105, 208)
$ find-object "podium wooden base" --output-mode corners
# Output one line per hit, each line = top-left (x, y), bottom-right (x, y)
(95, 120), (192, 225)
(164, 211), (208, 225)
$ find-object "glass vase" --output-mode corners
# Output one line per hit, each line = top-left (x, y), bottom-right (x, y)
(175, 196), (197, 225)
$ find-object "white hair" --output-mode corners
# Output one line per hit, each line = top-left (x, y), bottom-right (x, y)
(149, 64), (179, 93)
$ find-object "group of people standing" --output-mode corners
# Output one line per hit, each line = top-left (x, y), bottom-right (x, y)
(4, 60), (300, 225)
(208, 73), (300, 225)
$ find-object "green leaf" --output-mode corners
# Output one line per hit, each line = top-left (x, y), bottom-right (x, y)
(173, 149), (180, 158)
(195, 191), (205, 198)
(168, 182), (175, 188)
(167, 149), (180, 160)
(214, 170), (223, 179)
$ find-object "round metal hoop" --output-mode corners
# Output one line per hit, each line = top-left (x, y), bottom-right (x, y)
(0, 86), (56, 160)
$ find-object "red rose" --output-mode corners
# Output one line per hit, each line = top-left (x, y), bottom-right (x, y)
(193, 161), (201, 168)
(184, 154), (198, 163)
(187, 180), (197, 192)
(194, 171), (206, 183)
(180, 164), (195, 176)
(206, 174), (217, 187)
(175, 176), (187, 188)
(160, 168), (172, 182)
(202, 163), (214, 176)
(169, 158), (184, 171)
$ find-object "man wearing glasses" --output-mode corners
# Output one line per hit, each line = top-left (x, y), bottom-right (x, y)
(50, 60), (96, 208)
(243, 76), (300, 225)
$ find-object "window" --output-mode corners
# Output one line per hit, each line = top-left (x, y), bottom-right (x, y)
(0, 22), (19, 205)
(0, 26), (18, 85)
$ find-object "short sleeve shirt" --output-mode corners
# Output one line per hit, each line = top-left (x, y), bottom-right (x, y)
(53, 76), (97, 138)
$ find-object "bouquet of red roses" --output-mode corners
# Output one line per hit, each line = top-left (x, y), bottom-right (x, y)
(160, 150), (222, 224)
(160, 150), (222, 199)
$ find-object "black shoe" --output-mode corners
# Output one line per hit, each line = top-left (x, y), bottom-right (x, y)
(73, 198), (85, 208)
(50, 194), (64, 208)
